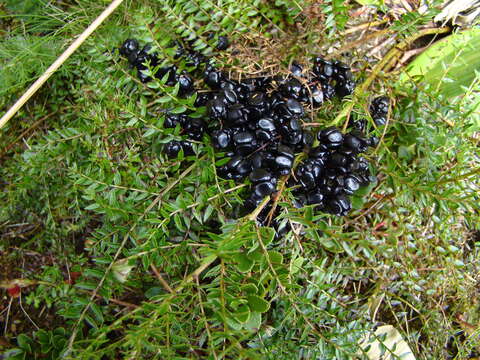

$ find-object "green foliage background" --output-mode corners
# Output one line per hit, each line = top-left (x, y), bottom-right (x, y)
(0, 0), (479, 359)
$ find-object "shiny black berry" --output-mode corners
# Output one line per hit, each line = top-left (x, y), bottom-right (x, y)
(318, 127), (343, 149)
(164, 140), (194, 158)
(177, 73), (194, 94)
(290, 61), (304, 77)
(207, 98), (227, 119)
(120, 39), (139, 58)
(204, 70), (224, 89)
(326, 195), (351, 216)
(164, 140), (181, 158)
(249, 169), (273, 184)
(370, 96), (390, 126)
(211, 130), (231, 149)
(216, 36), (230, 51)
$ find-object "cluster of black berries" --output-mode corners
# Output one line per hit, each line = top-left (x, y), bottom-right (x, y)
(119, 39), (191, 87)
(119, 35), (229, 88)
(119, 37), (233, 158)
(292, 126), (377, 216)
(370, 96), (390, 126)
(118, 36), (388, 218)
(199, 59), (376, 216)
(162, 113), (207, 157)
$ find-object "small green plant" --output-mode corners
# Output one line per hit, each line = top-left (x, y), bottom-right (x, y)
(3, 328), (69, 360)
(1, 1), (479, 359)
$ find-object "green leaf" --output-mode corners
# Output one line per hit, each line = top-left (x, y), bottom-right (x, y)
(290, 256), (304, 275)
(233, 304), (251, 323)
(143, 128), (159, 138)
(355, 180), (376, 197)
(400, 28), (480, 98)
(84, 314), (98, 329)
(52, 336), (66, 349)
(155, 95), (172, 104)
(173, 213), (185, 232)
(171, 105), (187, 114)
(74, 282), (97, 291)
(243, 311), (262, 331)
(35, 329), (50, 344)
(247, 295), (270, 313)
(351, 195), (364, 210)
(267, 250), (283, 264)
(247, 248), (263, 262)
(53, 328), (66, 337)
(225, 316), (243, 331)
(233, 252), (254, 272)
(2, 349), (25, 359)
(218, 235), (247, 252)
(16, 334), (32, 351)
(241, 283), (258, 295)
(40, 343), (53, 354)
(84, 203), (100, 211)
(90, 303), (104, 324)
(398, 144), (415, 161)
(257, 226), (275, 247)
(83, 268), (104, 279)
(203, 204), (214, 222)
(144, 286), (164, 299)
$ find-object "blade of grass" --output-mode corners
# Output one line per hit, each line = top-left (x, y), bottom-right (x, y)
(0, 0), (125, 130)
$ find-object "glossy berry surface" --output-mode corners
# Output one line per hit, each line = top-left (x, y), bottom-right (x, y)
(370, 96), (390, 126)
(119, 36), (384, 226)
(120, 39), (139, 57)
(216, 36), (230, 50)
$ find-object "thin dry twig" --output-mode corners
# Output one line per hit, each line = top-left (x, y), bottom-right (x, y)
(333, 26), (451, 127)
(0, 0), (125, 129)
(19, 295), (40, 330)
(150, 264), (175, 294)
(90, 292), (139, 309)
(3, 297), (13, 336)
(341, 20), (388, 35)
(328, 29), (391, 58)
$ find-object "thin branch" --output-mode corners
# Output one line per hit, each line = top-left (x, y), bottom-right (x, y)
(435, 167), (480, 185)
(3, 297), (12, 336)
(90, 292), (139, 309)
(150, 264), (175, 294)
(19, 295), (40, 330)
(0, 0), (125, 129)
(247, 196), (271, 221)
(341, 19), (388, 35)
(328, 29), (391, 59)
(65, 159), (200, 356)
